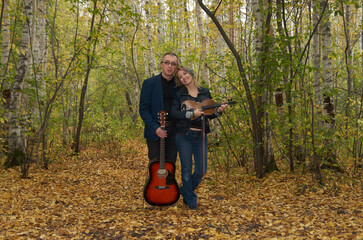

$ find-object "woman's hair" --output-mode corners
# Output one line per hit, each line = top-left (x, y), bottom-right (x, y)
(174, 66), (199, 88)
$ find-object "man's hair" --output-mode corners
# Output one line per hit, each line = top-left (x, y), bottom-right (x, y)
(160, 52), (179, 64)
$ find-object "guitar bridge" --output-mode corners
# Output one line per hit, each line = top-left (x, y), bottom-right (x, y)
(155, 186), (170, 190)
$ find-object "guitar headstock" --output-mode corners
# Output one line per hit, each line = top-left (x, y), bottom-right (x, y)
(158, 110), (167, 129)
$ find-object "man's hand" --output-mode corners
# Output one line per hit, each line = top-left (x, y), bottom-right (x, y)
(156, 127), (167, 138)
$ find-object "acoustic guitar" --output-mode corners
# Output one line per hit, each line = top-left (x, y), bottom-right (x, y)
(143, 110), (180, 206)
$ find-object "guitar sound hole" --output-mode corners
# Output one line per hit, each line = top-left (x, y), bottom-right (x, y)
(157, 169), (168, 178)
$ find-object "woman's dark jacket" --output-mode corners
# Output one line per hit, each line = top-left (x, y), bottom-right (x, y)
(170, 86), (221, 135)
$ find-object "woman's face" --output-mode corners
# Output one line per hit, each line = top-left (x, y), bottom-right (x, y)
(177, 70), (193, 87)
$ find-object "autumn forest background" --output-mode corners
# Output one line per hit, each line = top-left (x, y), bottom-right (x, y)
(0, 0), (362, 239)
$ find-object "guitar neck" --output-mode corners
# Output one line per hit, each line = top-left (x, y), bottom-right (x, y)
(160, 136), (165, 169)
(158, 110), (167, 170)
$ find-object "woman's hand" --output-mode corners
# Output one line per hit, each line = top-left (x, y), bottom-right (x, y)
(217, 104), (228, 113)
(192, 109), (204, 119)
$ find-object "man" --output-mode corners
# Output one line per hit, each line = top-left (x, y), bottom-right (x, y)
(139, 53), (179, 163)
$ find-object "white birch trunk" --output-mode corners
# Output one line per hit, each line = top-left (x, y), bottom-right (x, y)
(157, 0), (164, 45)
(144, 0), (155, 76)
(32, 0), (47, 118)
(8, 0), (33, 156)
(251, 0), (264, 55)
(252, 0), (277, 171)
(1, 0), (11, 90)
(321, 0), (336, 164)
(194, 0), (209, 86)
(312, 0), (321, 106)
(183, 0), (190, 53)
(321, 1), (334, 121)
(1, 0), (11, 114)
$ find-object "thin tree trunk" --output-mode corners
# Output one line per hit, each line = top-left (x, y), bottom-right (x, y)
(342, 3), (352, 126)
(263, 0), (277, 172)
(74, 0), (105, 153)
(62, 0), (79, 146)
(31, 0), (48, 168)
(197, 0), (264, 178)
(311, 98), (322, 183)
(275, 0), (291, 169)
(275, 0), (287, 116)
(281, 0), (295, 173)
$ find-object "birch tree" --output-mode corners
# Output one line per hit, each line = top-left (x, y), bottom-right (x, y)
(321, 0), (336, 163)
(6, 0), (33, 171)
(144, 0), (155, 76)
(1, 0), (11, 155)
(251, 0), (277, 173)
(33, 0), (48, 110)
(1, 0), (10, 93)
(195, 0), (209, 86)
(312, 0), (321, 106)
(183, 0), (190, 52)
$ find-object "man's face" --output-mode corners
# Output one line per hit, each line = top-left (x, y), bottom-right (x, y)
(160, 55), (178, 80)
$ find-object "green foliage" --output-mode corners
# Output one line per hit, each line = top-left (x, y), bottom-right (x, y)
(1, 0), (362, 178)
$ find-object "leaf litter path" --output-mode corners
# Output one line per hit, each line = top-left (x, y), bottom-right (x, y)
(0, 140), (362, 239)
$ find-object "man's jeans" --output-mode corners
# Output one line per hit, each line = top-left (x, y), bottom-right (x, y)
(176, 130), (208, 206)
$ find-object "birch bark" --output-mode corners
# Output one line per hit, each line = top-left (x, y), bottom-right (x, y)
(144, 0), (155, 76)
(312, 0), (321, 106)
(7, 0), (33, 168)
(321, 0), (336, 164)
(195, 0), (209, 86)
(1, 0), (10, 93)
(1, 0), (11, 157)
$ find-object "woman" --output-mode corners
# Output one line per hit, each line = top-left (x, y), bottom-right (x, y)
(170, 66), (228, 210)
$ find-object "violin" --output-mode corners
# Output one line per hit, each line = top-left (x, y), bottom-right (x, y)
(181, 99), (235, 115)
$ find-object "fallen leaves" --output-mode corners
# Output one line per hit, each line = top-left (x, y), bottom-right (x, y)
(0, 140), (362, 239)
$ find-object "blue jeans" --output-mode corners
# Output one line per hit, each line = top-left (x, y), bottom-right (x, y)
(176, 130), (208, 206)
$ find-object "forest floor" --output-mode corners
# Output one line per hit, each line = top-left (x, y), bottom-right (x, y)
(0, 140), (362, 239)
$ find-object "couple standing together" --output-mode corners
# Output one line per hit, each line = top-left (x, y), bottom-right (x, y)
(139, 53), (228, 210)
